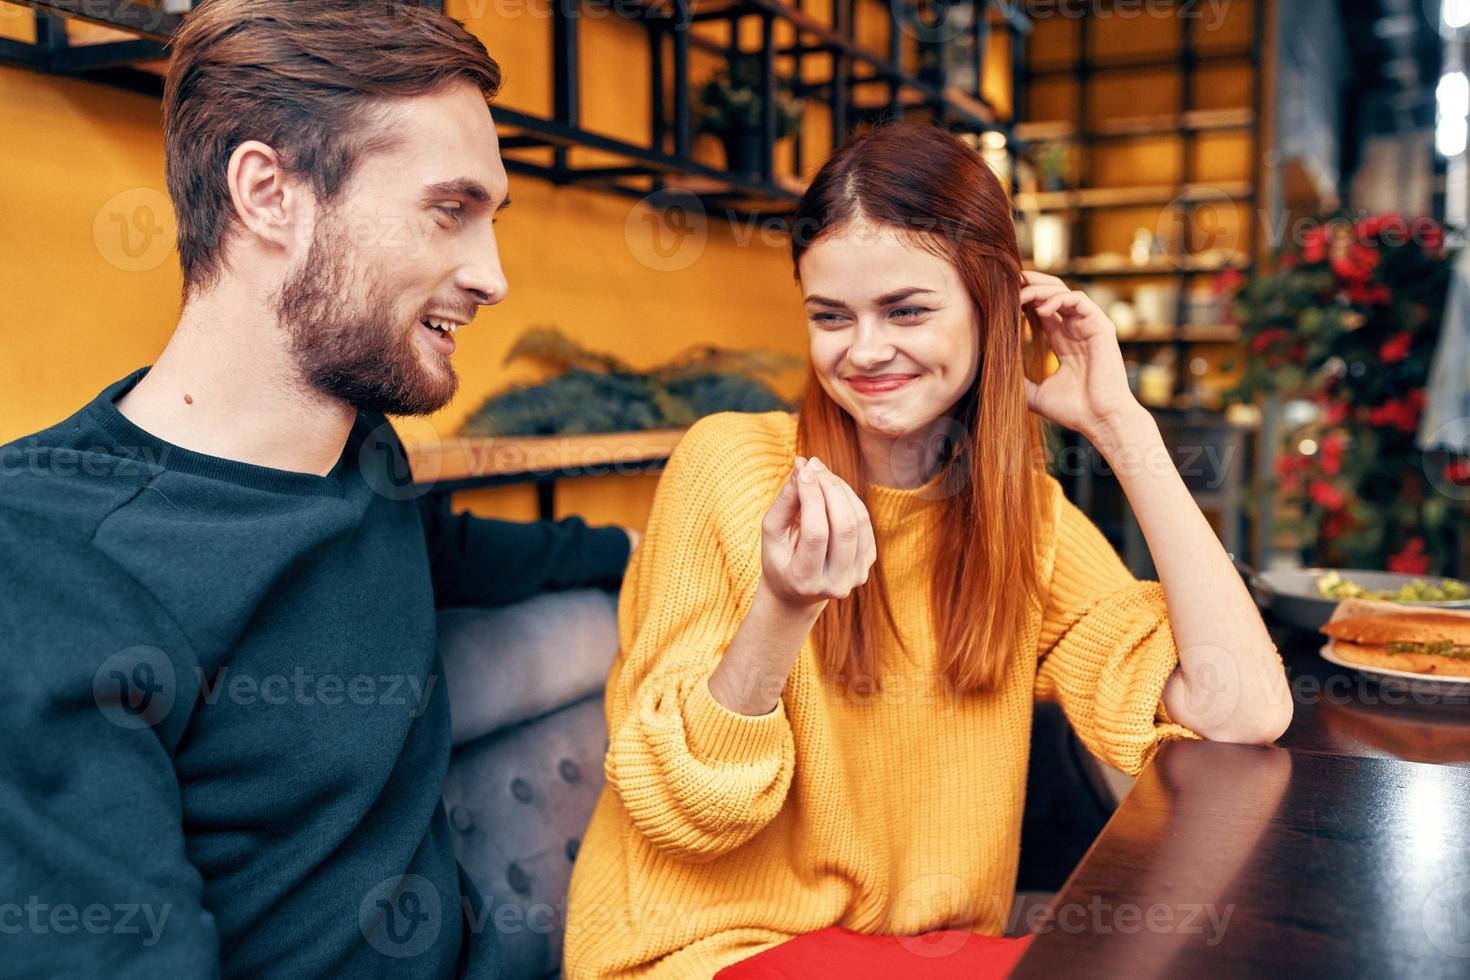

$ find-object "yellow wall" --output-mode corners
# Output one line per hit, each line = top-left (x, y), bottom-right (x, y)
(0, 2), (810, 530)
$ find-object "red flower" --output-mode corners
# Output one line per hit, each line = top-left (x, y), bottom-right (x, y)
(1308, 480), (1346, 510)
(1213, 268), (1245, 297)
(1444, 459), (1470, 485)
(1379, 332), (1412, 363)
(1250, 327), (1289, 354)
(1319, 433), (1346, 475)
(1302, 226), (1327, 264)
(1349, 281), (1393, 306)
(1387, 536), (1431, 575)
(1368, 395), (1424, 433)
(1331, 243), (1379, 283)
(1420, 220), (1444, 252)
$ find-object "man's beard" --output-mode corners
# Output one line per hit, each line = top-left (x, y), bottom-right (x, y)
(274, 214), (459, 416)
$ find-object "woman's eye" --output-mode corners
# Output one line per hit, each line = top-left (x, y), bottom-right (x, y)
(810, 312), (848, 327)
(890, 306), (928, 321)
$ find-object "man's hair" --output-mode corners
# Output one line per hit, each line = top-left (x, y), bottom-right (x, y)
(163, 0), (502, 295)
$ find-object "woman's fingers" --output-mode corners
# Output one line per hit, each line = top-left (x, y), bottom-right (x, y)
(1021, 269), (1065, 288)
(762, 457), (805, 537)
(829, 474), (876, 581)
(815, 469), (859, 588)
(1035, 289), (1104, 322)
(855, 489), (877, 580)
(792, 456), (829, 580)
(1019, 271), (1068, 304)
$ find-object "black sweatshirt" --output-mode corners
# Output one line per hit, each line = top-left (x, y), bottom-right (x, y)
(0, 367), (630, 979)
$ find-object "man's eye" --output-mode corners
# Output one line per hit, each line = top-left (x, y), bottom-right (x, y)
(435, 204), (463, 220)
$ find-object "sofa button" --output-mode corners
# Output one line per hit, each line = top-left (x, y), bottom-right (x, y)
(510, 778), (533, 803)
(565, 838), (580, 863)
(558, 759), (581, 783)
(449, 806), (473, 833)
(506, 862), (531, 895)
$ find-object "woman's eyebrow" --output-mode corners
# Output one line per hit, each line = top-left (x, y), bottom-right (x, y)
(805, 287), (937, 307)
(875, 287), (937, 304)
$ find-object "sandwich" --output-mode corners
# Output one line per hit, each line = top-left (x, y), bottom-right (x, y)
(1320, 611), (1470, 678)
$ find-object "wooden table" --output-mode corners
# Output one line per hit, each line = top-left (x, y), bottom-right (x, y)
(1010, 614), (1470, 977)
(1010, 739), (1470, 978)
(1272, 620), (1470, 766)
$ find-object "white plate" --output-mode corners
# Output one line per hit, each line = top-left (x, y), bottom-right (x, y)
(1319, 641), (1470, 697)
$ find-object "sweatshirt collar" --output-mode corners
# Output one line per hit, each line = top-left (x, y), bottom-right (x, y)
(84, 367), (355, 498)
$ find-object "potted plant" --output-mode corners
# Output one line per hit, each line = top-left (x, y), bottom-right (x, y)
(1031, 140), (1074, 192)
(694, 54), (804, 179)
(460, 327), (801, 437)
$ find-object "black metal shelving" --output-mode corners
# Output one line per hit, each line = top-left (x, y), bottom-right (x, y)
(1012, 0), (1269, 399)
(1, 0), (1031, 218)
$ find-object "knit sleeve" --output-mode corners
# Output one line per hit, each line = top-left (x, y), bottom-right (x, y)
(602, 413), (797, 863)
(1033, 487), (1201, 776)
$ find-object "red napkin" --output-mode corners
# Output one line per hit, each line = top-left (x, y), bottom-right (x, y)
(714, 926), (1034, 979)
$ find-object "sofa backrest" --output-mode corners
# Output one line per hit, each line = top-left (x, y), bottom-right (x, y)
(439, 590), (620, 978)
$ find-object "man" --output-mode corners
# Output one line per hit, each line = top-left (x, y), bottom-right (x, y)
(0, 1), (634, 976)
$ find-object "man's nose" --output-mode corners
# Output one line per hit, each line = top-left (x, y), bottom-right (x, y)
(457, 233), (509, 307)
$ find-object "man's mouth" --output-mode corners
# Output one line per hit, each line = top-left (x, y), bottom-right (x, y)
(419, 316), (464, 354)
(845, 373), (919, 395)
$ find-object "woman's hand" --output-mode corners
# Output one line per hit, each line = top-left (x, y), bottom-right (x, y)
(709, 456), (878, 716)
(759, 457), (877, 612)
(1019, 270), (1145, 445)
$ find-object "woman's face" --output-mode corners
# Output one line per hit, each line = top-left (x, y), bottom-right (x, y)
(800, 219), (980, 440)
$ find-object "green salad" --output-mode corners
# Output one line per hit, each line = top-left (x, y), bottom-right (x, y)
(1315, 570), (1470, 603)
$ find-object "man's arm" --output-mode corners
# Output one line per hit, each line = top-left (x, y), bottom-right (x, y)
(415, 491), (633, 608)
(0, 538), (220, 977)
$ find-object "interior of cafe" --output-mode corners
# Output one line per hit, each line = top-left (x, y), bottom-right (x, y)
(4, 0), (1470, 978)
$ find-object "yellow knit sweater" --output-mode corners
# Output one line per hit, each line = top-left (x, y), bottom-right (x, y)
(564, 411), (1200, 979)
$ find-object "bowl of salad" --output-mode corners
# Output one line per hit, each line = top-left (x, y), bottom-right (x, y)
(1248, 568), (1470, 631)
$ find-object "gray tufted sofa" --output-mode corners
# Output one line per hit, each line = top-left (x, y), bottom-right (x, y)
(438, 588), (1118, 979)
(439, 589), (620, 979)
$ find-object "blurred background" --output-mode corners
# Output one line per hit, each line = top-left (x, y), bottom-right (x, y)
(3, 0), (1468, 581)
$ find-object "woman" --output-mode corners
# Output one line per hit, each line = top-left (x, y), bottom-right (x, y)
(564, 124), (1292, 978)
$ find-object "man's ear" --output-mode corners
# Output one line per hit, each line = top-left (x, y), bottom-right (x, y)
(226, 140), (310, 253)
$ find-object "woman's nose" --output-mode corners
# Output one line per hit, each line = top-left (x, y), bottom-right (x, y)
(847, 322), (895, 369)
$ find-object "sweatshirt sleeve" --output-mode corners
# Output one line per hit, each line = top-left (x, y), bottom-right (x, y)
(0, 533), (220, 977)
(601, 414), (796, 863)
(415, 491), (631, 608)
(1033, 487), (1202, 776)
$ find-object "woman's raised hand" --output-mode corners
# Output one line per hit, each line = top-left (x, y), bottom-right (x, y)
(759, 457), (878, 610)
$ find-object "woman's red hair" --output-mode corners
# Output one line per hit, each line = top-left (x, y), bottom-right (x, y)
(791, 123), (1052, 694)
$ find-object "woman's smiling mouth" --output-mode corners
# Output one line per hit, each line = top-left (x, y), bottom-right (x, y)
(845, 373), (919, 395)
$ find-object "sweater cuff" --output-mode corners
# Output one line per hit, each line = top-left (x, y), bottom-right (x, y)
(682, 677), (791, 765)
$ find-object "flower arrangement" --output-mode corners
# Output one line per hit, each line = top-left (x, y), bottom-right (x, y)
(1222, 212), (1464, 573)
